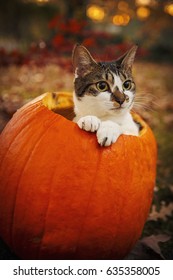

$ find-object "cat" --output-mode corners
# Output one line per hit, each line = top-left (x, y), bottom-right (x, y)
(72, 44), (139, 147)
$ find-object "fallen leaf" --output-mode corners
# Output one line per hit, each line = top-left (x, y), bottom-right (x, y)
(148, 203), (173, 221)
(125, 234), (170, 260)
(141, 234), (170, 259)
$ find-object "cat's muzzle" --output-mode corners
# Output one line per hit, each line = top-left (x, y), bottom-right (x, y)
(111, 89), (126, 105)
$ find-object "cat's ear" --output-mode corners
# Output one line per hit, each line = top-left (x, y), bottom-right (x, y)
(72, 44), (98, 77)
(116, 45), (138, 72)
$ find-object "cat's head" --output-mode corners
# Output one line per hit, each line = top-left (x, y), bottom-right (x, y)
(72, 44), (138, 117)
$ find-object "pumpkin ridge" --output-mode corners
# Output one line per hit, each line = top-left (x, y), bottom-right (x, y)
(11, 115), (60, 251)
(107, 138), (127, 258)
(30, 115), (76, 259)
(4, 101), (44, 135)
(124, 137), (144, 256)
(36, 132), (66, 259)
(16, 101), (42, 119)
(74, 149), (103, 255)
(37, 123), (100, 258)
(0, 105), (46, 170)
(17, 100), (42, 115)
(0, 106), (49, 241)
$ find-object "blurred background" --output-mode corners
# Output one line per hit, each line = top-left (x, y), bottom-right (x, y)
(0, 0), (173, 259)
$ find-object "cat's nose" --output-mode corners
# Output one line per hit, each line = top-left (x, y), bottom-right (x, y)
(111, 89), (125, 105)
(115, 98), (125, 105)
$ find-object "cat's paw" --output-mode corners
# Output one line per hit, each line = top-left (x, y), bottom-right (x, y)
(97, 121), (121, 147)
(77, 116), (101, 132)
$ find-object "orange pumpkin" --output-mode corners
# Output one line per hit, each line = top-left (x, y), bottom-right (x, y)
(0, 92), (157, 260)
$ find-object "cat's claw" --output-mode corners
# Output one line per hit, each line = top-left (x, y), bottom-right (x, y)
(97, 121), (121, 147)
(77, 116), (101, 132)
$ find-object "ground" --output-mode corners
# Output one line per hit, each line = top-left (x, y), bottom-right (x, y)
(0, 61), (173, 259)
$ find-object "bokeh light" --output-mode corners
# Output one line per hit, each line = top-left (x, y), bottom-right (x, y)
(136, 0), (152, 5)
(136, 6), (151, 19)
(86, 5), (105, 21)
(164, 3), (173, 16)
(118, 1), (129, 11)
(36, 0), (50, 3)
(112, 13), (130, 26)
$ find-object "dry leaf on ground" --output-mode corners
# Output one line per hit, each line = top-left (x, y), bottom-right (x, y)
(148, 203), (173, 222)
(126, 234), (170, 260)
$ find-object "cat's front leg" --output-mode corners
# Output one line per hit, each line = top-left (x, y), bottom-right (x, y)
(77, 116), (101, 132)
(97, 121), (122, 147)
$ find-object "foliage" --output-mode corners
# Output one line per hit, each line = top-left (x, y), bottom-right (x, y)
(0, 12), (149, 68)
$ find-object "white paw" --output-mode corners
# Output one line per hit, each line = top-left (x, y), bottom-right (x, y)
(97, 121), (121, 147)
(77, 116), (101, 132)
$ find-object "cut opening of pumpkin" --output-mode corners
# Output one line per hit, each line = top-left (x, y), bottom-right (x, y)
(42, 91), (145, 136)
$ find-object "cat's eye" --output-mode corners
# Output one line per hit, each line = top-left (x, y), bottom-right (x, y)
(96, 81), (109, 92)
(123, 80), (132, 91)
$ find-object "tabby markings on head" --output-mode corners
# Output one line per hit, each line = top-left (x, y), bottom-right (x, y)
(73, 46), (136, 97)
(72, 44), (137, 115)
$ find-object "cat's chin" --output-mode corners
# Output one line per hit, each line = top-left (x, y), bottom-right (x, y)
(110, 107), (122, 111)
(109, 106), (129, 114)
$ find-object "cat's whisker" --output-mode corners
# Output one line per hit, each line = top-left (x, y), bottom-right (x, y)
(104, 103), (117, 110)
(136, 92), (157, 97)
(133, 102), (156, 112)
(136, 93), (159, 104)
(134, 100), (151, 106)
(135, 96), (156, 103)
(134, 93), (160, 108)
(134, 104), (151, 110)
(104, 101), (114, 106)
(135, 97), (150, 101)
